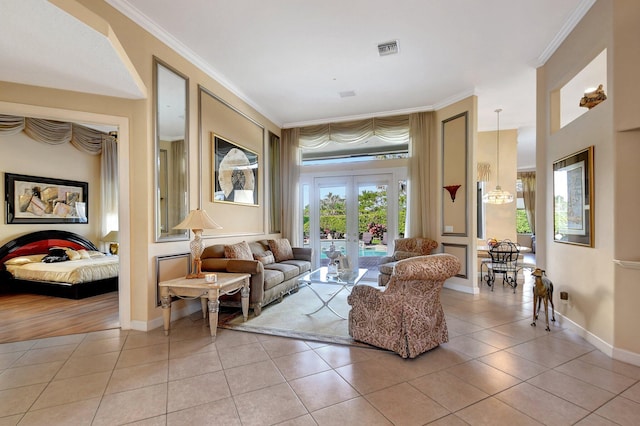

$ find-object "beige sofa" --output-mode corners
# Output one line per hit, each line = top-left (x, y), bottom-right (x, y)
(377, 237), (438, 286)
(200, 239), (312, 316)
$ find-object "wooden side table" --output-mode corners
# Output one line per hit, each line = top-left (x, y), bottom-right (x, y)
(158, 272), (250, 339)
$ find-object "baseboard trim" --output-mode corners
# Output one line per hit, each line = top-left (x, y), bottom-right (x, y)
(131, 300), (201, 332)
(557, 313), (640, 367)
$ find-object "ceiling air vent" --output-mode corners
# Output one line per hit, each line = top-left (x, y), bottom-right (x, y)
(378, 40), (399, 56)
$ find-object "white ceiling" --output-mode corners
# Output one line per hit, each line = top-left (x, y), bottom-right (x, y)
(1, 0), (597, 169)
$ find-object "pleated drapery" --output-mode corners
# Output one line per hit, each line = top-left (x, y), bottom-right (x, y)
(519, 171), (536, 234)
(406, 112), (432, 238)
(281, 127), (301, 245)
(298, 115), (410, 148)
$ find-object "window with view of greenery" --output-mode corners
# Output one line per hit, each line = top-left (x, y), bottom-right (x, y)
(517, 209), (532, 233)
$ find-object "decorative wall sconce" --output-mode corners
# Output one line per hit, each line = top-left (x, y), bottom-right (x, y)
(579, 84), (607, 109)
(443, 185), (462, 202)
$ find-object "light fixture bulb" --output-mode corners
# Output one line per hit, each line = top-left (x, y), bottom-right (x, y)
(483, 109), (514, 205)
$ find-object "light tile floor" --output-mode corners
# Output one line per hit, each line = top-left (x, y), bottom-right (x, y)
(1, 272), (640, 425)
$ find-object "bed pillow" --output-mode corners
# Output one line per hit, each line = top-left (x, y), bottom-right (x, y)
(65, 248), (82, 261)
(41, 247), (69, 263)
(88, 250), (106, 258)
(4, 254), (46, 265)
(77, 249), (92, 259)
(224, 241), (253, 260)
(268, 238), (294, 262)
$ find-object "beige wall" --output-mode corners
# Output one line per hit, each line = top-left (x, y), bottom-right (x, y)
(0, 130), (102, 245)
(538, 0), (640, 361)
(477, 129), (518, 243)
(435, 96), (478, 293)
(0, 0), (281, 330)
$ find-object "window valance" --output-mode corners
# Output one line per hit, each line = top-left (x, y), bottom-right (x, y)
(0, 114), (115, 155)
(298, 115), (409, 149)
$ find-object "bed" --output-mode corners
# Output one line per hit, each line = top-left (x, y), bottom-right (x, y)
(0, 230), (118, 299)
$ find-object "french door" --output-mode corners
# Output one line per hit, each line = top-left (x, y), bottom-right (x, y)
(307, 173), (396, 275)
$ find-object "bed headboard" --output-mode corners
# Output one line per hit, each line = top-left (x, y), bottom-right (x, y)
(0, 230), (99, 266)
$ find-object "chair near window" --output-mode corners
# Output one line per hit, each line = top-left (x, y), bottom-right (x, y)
(482, 239), (520, 293)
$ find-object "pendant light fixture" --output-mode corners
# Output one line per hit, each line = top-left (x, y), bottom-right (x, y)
(482, 108), (514, 204)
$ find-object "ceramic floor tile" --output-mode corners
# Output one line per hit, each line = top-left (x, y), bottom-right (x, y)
(595, 395), (640, 425)
(555, 359), (637, 394)
(13, 344), (77, 367)
(165, 397), (241, 425)
(445, 359), (521, 395)
(168, 350), (222, 381)
(168, 336), (217, 359)
(116, 342), (169, 369)
(127, 415), (167, 425)
(426, 414), (470, 426)
(443, 335), (500, 358)
(365, 382), (449, 426)
(0, 351), (23, 370)
(273, 349), (332, 380)
(0, 340), (36, 354)
(224, 359), (285, 395)
(54, 352), (118, 379)
(310, 396), (392, 425)
(72, 336), (126, 357)
(621, 381), (640, 403)
(578, 350), (640, 380)
(527, 370), (616, 411)
(275, 413), (318, 426)
(32, 371), (110, 410)
(16, 397), (101, 426)
(31, 334), (85, 349)
(335, 358), (407, 394)
(233, 382), (308, 425)
(259, 335), (312, 358)
(573, 413), (622, 426)
(106, 360), (169, 394)
(456, 397), (542, 426)
(167, 370), (231, 412)
(92, 382), (168, 426)
(0, 383), (46, 417)
(123, 330), (169, 350)
(312, 344), (381, 368)
(496, 382), (589, 425)
(217, 342), (270, 369)
(478, 350), (549, 380)
(409, 370), (489, 412)
(289, 369), (359, 412)
(0, 361), (63, 390)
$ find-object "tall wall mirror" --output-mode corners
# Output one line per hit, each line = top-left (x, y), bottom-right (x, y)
(154, 57), (189, 242)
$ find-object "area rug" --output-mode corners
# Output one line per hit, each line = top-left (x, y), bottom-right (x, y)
(218, 282), (378, 347)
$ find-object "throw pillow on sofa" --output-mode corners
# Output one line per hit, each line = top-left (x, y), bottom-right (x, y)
(224, 241), (253, 260)
(268, 238), (294, 262)
(254, 250), (276, 265)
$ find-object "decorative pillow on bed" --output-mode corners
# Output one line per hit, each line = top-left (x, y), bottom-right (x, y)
(64, 248), (82, 261)
(41, 247), (69, 263)
(224, 241), (253, 260)
(77, 249), (92, 259)
(5, 254), (46, 265)
(267, 238), (294, 262)
(88, 250), (106, 258)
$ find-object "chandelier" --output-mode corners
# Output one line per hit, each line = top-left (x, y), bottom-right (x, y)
(483, 108), (514, 204)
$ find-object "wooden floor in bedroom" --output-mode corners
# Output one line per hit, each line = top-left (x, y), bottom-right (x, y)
(0, 291), (119, 344)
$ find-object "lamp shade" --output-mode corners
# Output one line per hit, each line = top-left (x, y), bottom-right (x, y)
(103, 230), (119, 242)
(173, 209), (222, 230)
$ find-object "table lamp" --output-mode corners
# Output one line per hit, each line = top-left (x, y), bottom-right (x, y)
(173, 209), (222, 278)
(103, 230), (119, 255)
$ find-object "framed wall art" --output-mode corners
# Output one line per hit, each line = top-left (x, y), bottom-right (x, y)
(212, 134), (259, 206)
(553, 146), (594, 247)
(5, 173), (88, 224)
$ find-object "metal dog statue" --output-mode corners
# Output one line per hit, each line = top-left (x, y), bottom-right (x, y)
(531, 268), (555, 331)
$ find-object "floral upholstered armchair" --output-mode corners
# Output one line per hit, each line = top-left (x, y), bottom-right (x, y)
(348, 254), (461, 358)
(377, 237), (438, 286)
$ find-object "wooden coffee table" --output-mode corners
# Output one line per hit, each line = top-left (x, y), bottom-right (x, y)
(158, 272), (250, 339)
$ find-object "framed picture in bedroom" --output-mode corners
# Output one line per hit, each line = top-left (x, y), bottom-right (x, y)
(553, 146), (594, 247)
(212, 133), (259, 206)
(5, 173), (88, 224)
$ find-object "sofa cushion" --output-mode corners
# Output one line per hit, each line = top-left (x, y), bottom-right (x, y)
(268, 238), (294, 262)
(281, 259), (311, 274)
(379, 262), (395, 275)
(254, 250), (276, 265)
(224, 241), (253, 260)
(264, 262), (300, 281)
(394, 250), (419, 261)
(263, 269), (285, 291)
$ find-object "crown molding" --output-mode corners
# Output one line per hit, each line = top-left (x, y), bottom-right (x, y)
(105, 0), (282, 127)
(535, 0), (597, 67)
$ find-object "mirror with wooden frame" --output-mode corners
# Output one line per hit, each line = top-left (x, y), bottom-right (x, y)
(154, 57), (189, 242)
